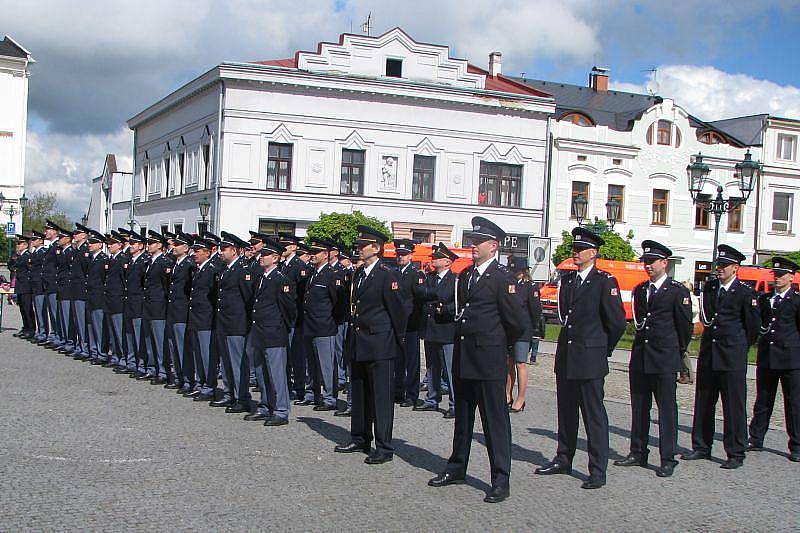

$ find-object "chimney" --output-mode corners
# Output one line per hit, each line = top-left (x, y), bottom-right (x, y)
(589, 66), (609, 92)
(489, 51), (502, 77)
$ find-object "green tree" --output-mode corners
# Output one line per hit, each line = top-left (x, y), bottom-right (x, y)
(552, 222), (636, 265)
(306, 211), (392, 249)
(761, 250), (800, 266)
(22, 192), (71, 234)
(0, 227), (9, 264)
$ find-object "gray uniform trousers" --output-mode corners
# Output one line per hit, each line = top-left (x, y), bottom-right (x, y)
(191, 329), (213, 394)
(125, 317), (145, 372)
(221, 335), (248, 403)
(335, 323), (348, 388)
(207, 330), (232, 399)
(424, 341), (455, 411)
(34, 294), (48, 340)
(108, 313), (125, 366)
(87, 308), (106, 361)
(46, 293), (59, 343)
(256, 346), (291, 420)
(305, 335), (337, 407)
(59, 299), (72, 349)
(71, 300), (90, 356)
(144, 319), (167, 379)
(167, 323), (187, 387)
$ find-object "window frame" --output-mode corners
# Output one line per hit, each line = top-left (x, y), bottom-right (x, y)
(411, 154), (436, 201)
(607, 184), (625, 222)
(727, 198), (743, 232)
(771, 191), (794, 233)
(694, 193), (711, 229)
(266, 142), (293, 191)
(651, 189), (669, 226)
(385, 58), (403, 78)
(570, 181), (590, 219)
(257, 219), (296, 236)
(478, 161), (522, 208)
(340, 149), (366, 196)
(777, 134), (797, 161)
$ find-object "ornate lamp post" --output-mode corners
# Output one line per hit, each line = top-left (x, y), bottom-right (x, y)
(686, 151), (761, 269)
(572, 194), (588, 226)
(605, 198), (621, 231)
(198, 196), (211, 233)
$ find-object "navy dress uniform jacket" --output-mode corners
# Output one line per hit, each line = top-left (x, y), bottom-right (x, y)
(302, 263), (340, 338)
(349, 260), (408, 362)
(399, 264), (426, 332)
(104, 252), (129, 315)
(69, 243), (91, 301)
(42, 243), (59, 294)
(514, 279), (542, 342)
(555, 267), (626, 380)
(453, 260), (525, 381)
(699, 278), (760, 372)
(247, 268), (297, 351)
(143, 254), (173, 321)
(756, 290), (800, 370)
(167, 256), (195, 324)
(56, 246), (72, 300)
(188, 259), (218, 331)
(11, 252), (31, 295)
(420, 270), (457, 344)
(215, 257), (255, 337)
(124, 253), (148, 319)
(630, 277), (693, 374)
(29, 246), (46, 295)
(86, 251), (107, 311)
(281, 255), (310, 328)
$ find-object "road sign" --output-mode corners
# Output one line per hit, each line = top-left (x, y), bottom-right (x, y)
(5, 222), (15, 236)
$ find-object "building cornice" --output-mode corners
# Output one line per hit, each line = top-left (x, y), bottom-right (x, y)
(554, 137), (640, 157)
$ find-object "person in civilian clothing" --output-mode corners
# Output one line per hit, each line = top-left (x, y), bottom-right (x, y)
(505, 256), (542, 414)
(334, 226), (407, 465)
(748, 256), (800, 462)
(142, 230), (173, 384)
(682, 244), (760, 469)
(243, 237), (297, 425)
(415, 242), (458, 417)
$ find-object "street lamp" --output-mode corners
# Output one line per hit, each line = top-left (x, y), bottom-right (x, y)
(605, 198), (621, 230)
(686, 150), (762, 270)
(572, 194), (588, 226)
(198, 196), (210, 233)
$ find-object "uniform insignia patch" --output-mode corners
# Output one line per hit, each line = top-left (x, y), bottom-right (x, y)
(244, 274), (251, 281)
(417, 278), (424, 284)
(84, 252), (89, 257)
(683, 297), (690, 305)
(533, 291), (539, 298)
(283, 285), (290, 293)
(56, 250), (61, 254)
(508, 284), (516, 294)
(610, 288), (618, 296)
(300, 270), (307, 277)
(166, 268), (171, 274)
(335, 279), (341, 286)
(752, 299), (757, 307)
(391, 281), (399, 290)
(123, 264), (128, 269)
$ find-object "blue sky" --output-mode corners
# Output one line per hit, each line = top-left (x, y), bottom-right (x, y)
(3, 0), (800, 218)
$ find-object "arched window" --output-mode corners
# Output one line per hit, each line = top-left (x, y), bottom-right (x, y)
(646, 120), (681, 147)
(560, 112), (594, 127)
(698, 131), (725, 145)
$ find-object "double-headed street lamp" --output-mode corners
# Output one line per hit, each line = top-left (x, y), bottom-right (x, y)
(686, 150), (761, 270)
(572, 194), (622, 231)
(0, 192), (27, 260)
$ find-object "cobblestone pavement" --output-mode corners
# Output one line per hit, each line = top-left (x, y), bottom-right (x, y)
(1, 312), (798, 532)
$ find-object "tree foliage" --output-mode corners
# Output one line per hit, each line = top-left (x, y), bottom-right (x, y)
(762, 250), (800, 266)
(22, 193), (71, 234)
(552, 221), (637, 265)
(306, 211), (392, 249)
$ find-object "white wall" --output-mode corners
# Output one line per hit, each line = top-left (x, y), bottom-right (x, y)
(0, 54), (31, 232)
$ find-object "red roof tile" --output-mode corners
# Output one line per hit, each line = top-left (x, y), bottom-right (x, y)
(252, 57), (297, 68)
(467, 64), (550, 97)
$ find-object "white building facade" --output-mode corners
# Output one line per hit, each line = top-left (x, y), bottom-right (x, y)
(0, 35), (34, 234)
(519, 74), (758, 287)
(116, 29), (555, 277)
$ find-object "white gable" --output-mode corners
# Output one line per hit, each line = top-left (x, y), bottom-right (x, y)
(296, 27), (485, 90)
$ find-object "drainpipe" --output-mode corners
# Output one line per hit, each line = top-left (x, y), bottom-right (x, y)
(214, 78), (225, 232)
(130, 129), (137, 231)
(542, 120), (554, 238)
(751, 119), (767, 264)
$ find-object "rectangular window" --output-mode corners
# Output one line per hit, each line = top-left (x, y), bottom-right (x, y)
(570, 181), (589, 218)
(173, 223), (183, 235)
(412, 155), (435, 201)
(652, 189), (669, 225)
(149, 163), (160, 196)
(165, 157), (172, 195)
(478, 162), (522, 207)
(777, 134), (797, 161)
(612, 158), (622, 166)
(772, 192), (794, 232)
(411, 230), (433, 244)
(386, 58), (402, 78)
(607, 184), (625, 220)
(197, 221), (208, 235)
(202, 143), (211, 189)
(160, 224), (169, 235)
(266, 143), (292, 191)
(727, 199), (743, 232)
(341, 149), (365, 196)
(657, 120), (672, 145)
(258, 219), (296, 236)
(177, 152), (185, 193)
(695, 194), (711, 229)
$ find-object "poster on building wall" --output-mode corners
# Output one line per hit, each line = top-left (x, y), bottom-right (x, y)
(528, 237), (552, 282)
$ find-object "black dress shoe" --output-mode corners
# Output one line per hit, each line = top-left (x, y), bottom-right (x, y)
(333, 407), (352, 417)
(334, 442), (370, 454)
(399, 399), (415, 408)
(313, 404), (337, 411)
(149, 378), (166, 385)
(293, 399), (315, 406)
(747, 442), (764, 452)
(581, 477), (606, 490)
(264, 416), (288, 427)
(364, 452), (393, 465)
(789, 454), (800, 462)
(113, 368), (131, 374)
(428, 472), (466, 487)
(656, 460), (677, 478)
(164, 383), (180, 390)
(194, 394), (214, 402)
(613, 453), (648, 467)
(210, 398), (234, 408)
(413, 403), (438, 412)
(183, 390), (200, 397)
(535, 461), (572, 475)
(136, 373), (153, 381)
(101, 362), (116, 368)
(720, 458), (743, 470)
(681, 450), (710, 461)
(483, 485), (510, 503)
(243, 412), (268, 421)
(225, 402), (249, 413)
(443, 409), (455, 419)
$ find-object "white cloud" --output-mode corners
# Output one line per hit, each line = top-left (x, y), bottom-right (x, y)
(611, 65), (800, 121)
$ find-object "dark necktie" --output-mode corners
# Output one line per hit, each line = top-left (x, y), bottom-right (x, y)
(718, 286), (726, 300)
(648, 283), (656, 302)
(469, 269), (479, 290)
(773, 294), (783, 309)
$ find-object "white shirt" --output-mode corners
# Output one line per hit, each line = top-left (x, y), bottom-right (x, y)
(437, 268), (450, 280)
(92, 250), (103, 259)
(263, 265), (277, 278)
(316, 262), (327, 274)
(577, 264), (594, 283)
(131, 251), (143, 262)
(773, 286), (792, 307)
(174, 255), (188, 267)
(363, 259), (379, 278)
(150, 252), (163, 264)
(197, 258), (211, 271)
(226, 256), (239, 269)
(473, 258), (493, 277)
(401, 263), (411, 274)
(650, 274), (668, 291)
(720, 277), (737, 292)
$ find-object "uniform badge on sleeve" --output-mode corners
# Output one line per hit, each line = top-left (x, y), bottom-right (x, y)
(508, 284), (516, 294)
(244, 274), (251, 281)
(752, 298), (758, 307)
(610, 288), (618, 296)
(533, 291), (539, 298)
(283, 285), (290, 293)
(391, 281), (399, 290)
(417, 277), (424, 284)
(300, 270), (307, 277)
(165, 268), (171, 274)
(683, 297), (690, 305)
(84, 252), (89, 257)
(335, 279), (341, 286)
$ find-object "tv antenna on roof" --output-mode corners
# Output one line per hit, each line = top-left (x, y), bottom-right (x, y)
(361, 12), (372, 35)
(643, 67), (660, 96)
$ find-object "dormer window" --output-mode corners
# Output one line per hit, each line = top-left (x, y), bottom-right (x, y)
(560, 112), (593, 127)
(385, 58), (403, 78)
(699, 131), (725, 145)
(647, 120), (682, 148)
